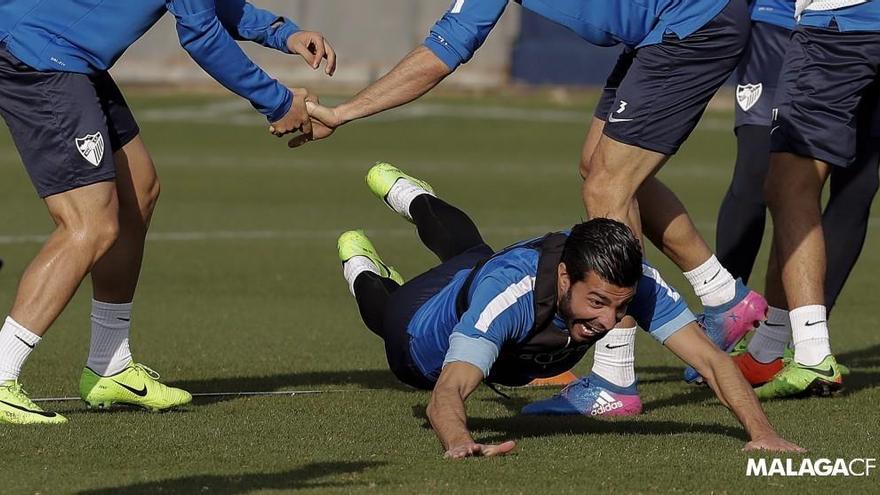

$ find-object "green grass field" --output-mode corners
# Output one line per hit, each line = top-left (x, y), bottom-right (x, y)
(0, 91), (878, 494)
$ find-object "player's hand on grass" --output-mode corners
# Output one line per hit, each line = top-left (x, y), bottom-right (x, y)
(287, 31), (336, 76)
(443, 440), (516, 459)
(743, 436), (806, 453)
(287, 101), (341, 147)
(269, 88), (314, 137)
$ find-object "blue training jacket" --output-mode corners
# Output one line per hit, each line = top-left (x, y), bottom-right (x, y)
(424, 0), (731, 69)
(407, 235), (696, 381)
(0, 0), (301, 121)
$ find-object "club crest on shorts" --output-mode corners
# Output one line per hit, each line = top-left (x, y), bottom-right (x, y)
(736, 83), (763, 112)
(75, 132), (105, 167)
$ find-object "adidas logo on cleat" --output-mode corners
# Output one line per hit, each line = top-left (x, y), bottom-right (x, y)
(590, 391), (623, 416)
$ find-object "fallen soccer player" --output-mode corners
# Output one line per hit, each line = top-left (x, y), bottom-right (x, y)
(337, 163), (805, 458)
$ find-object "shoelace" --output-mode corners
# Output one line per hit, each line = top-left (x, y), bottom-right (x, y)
(2, 381), (40, 409)
(132, 363), (161, 381)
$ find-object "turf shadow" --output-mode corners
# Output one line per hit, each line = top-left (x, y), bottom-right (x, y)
(409, 404), (746, 442)
(167, 369), (412, 405)
(75, 461), (385, 495)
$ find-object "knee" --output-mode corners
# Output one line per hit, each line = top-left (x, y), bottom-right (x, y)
(140, 173), (161, 221)
(58, 209), (120, 261)
(578, 154), (593, 181)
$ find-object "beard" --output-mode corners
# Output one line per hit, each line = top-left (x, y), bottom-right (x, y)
(558, 288), (606, 341)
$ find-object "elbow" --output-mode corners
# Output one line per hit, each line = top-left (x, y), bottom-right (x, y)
(692, 347), (729, 386)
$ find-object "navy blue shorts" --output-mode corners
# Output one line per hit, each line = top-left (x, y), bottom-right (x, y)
(734, 21), (790, 129)
(0, 45), (139, 198)
(595, 0), (750, 155)
(382, 243), (494, 390)
(770, 25), (880, 168)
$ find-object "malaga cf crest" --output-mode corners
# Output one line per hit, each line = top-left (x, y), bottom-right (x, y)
(75, 132), (105, 167)
(736, 83), (762, 112)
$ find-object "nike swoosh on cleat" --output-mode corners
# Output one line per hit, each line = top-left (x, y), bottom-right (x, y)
(605, 344), (629, 349)
(112, 381), (148, 397)
(803, 366), (837, 378)
(0, 400), (57, 418)
(14, 335), (35, 349)
(703, 269), (722, 285)
(804, 320), (826, 327)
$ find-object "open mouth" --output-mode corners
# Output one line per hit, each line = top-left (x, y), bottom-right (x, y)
(572, 321), (603, 339)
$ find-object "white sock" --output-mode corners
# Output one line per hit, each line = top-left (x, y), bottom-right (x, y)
(0, 316), (41, 382)
(683, 255), (737, 307)
(747, 306), (790, 363)
(789, 305), (831, 366)
(591, 326), (637, 388)
(386, 179), (434, 221)
(343, 256), (380, 296)
(87, 300), (133, 376)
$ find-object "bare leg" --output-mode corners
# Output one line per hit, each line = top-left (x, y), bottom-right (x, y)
(91, 136), (160, 303)
(9, 182), (120, 335)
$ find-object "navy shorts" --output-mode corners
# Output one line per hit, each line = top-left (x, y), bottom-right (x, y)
(595, 0), (750, 155)
(382, 243), (494, 390)
(734, 21), (790, 129)
(770, 25), (880, 168)
(0, 45), (139, 198)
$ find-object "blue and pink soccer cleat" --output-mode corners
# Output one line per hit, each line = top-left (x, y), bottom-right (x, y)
(684, 279), (768, 383)
(520, 373), (642, 417)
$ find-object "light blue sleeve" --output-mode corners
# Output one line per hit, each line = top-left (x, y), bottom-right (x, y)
(628, 263), (696, 343)
(167, 0), (292, 121)
(423, 0), (510, 69)
(214, 1), (301, 53)
(442, 268), (536, 377)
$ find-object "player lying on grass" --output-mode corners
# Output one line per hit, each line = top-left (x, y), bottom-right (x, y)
(298, 0), (768, 396)
(337, 163), (804, 458)
(0, 0), (335, 424)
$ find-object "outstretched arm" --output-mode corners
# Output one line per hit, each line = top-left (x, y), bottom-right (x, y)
(664, 323), (805, 452)
(167, 0), (317, 138)
(292, 0), (509, 147)
(428, 362), (516, 458)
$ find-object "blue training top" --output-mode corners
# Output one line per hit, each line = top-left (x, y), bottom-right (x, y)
(751, 0), (797, 30)
(424, 0), (731, 69)
(0, 0), (300, 121)
(407, 236), (696, 381)
(799, 1), (880, 31)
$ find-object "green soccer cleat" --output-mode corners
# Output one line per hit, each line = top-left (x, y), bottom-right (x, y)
(338, 230), (404, 285)
(0, 381), (67, 425)
(80, 363), (192, 412)
(365, 162), (434, 222)
(754, 355), (844, 400)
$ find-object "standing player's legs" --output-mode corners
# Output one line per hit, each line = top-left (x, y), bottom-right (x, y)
(582, 0), (763, 382)
(758, 25), (880, 398)
(822, 104), (880, 312)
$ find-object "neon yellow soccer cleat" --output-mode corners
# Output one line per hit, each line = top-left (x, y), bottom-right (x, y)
(338, 230), (404, 285)
(366, 162), (434, 221)
(755, 355), (844, 400)
(0, 380), (67, 425)
(80, 363), (192, 412)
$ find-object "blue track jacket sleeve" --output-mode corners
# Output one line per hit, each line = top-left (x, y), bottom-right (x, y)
(168, 0), (293, 121)
(215, 1), (301, 53)
(424, 0), (509, 69)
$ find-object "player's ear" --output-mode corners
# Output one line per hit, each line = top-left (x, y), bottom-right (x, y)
(557, 262), (570, 292)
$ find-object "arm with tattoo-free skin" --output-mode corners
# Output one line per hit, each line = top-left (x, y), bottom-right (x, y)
(664, 323), (805, 452)
(427, 362), (517, 459)
(289, 46), (451, 147)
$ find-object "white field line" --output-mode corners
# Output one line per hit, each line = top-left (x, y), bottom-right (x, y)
(3, 219), (879, 246)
